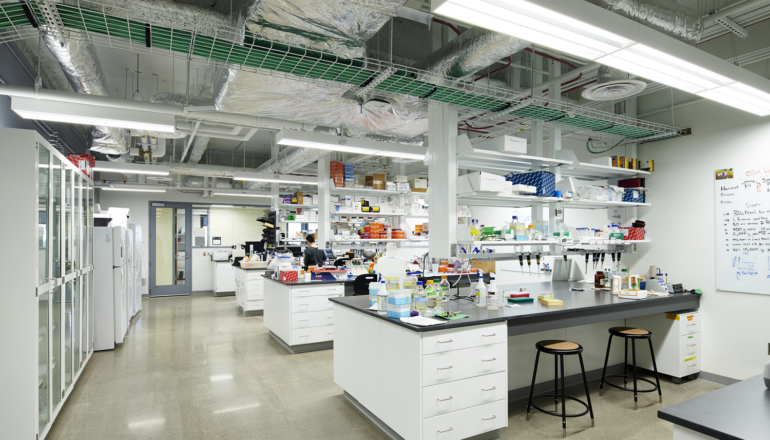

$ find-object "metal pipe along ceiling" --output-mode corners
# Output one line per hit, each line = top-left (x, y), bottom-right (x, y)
(585, 0), (704, 45)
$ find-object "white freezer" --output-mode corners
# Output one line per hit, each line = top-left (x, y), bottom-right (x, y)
(94, 227), (117, 350)
(125, 229), (134, 327)
(114, 266), (126, 344)
(131, 224), (143, 315)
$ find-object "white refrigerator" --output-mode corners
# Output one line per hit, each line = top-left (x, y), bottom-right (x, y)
(130, 224), (143, 316)
(125, 228), (134, 327)
(93, 225), (128, 350)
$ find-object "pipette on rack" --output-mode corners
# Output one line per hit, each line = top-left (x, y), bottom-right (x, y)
(527, 253), (532, 276)
(519, 253), (524, 273)
(600, 252), (605, 269)
(585, 252), (589, 274)
(536, 254), (541, 278)
(617, 251), (622, 270)
(593, 253), (599, 270)
(611, 252), (616, 268)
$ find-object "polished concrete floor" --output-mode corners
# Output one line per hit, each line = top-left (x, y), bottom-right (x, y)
(48, 295), (721, 440)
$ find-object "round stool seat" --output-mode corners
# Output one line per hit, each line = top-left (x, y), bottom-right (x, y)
(609, 327), (652, 338)
(536, 340), (583, 355)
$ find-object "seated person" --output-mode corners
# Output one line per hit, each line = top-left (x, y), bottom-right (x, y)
(303, 234), (326, 270)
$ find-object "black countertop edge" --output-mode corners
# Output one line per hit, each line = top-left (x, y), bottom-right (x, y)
(501, 294), (698, 323)
(657, 411), (742, 440)
(264, 277), (348, 286)
(329, 297), (509, 332)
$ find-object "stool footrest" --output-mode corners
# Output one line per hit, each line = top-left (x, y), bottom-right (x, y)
(603, 375), (659, 393)
(531, 394), (590, 418)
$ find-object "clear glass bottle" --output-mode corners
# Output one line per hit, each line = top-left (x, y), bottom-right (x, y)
(434, 278), (446, 315)
(425, 280), (437, 310)
(413, 281), (427, 312)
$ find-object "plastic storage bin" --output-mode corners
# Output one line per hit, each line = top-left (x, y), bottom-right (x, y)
(387, 303), (411, 318)
(387, 290), (412, 305)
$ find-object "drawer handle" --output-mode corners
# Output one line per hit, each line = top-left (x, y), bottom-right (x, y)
(687, 344), (696, 347)
(328, 332), (334, 334)
(299, 290), (309, 293)
(482, 358), (497, 362)
(436, 365), (453, 371)
(437, 340), (453, 344)
(299, 319), (309, 322)
(687, 323), (696, 326)
(688, 364), (696, 367)
(482, 415), (497, 421)
(437, 396), (453, 402)
(437, 428), (453, 434)
(300, 303), (308, 306)
(482, 333), (497, 337)
(482, 386), (497, 392)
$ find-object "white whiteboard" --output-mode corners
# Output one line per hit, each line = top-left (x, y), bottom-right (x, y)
(715, 163), (770, 294)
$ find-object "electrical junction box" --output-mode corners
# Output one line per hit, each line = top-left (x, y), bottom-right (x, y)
(475, 135), (527, 154)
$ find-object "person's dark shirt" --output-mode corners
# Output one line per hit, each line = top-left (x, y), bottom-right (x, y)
(303, 246), (325, 269)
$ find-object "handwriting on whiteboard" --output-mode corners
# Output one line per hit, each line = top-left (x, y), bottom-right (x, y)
(715, 164), (770, 294)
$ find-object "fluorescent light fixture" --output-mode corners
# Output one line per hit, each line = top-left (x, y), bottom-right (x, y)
(93, 161), (170, 176)
(99, 185), (167, 193)
(211, 205), (234, 208)
(432, 0), (770, 116)
(276, 130), (426, 160)
(433, 0), (634, 61)
(211, 192), (271, 198)
(12, 97), (176, 132)
(696, 83), (770, 116)
(233, 171), (319, 186)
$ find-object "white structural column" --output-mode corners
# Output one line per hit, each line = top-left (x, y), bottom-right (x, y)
(547, 60), (562, 160)
(428, 104), (458, 259)
(270, 134), (279, 247)
(317, 155), (331, 246)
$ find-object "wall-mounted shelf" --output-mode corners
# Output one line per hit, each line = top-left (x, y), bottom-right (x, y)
(334, 212), (406, 217)
(566, 200), (650, 209)
(331, 188), (407, 197)
(458, 191), (563, 208)
(460, 240), (555, 247)
(330, 239), (407, 243)
(279, 220), (318, 223)
(457, 145), (571, 174)
(560, 163), (651, 180)
(557, 239), (651, 247)
(279, 204), (318, 209)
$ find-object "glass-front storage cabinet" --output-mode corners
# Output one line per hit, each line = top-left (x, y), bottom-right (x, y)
(0, 128), (94, 440)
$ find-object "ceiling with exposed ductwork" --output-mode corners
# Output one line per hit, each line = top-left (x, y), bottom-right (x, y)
(3, 0), (770, 185)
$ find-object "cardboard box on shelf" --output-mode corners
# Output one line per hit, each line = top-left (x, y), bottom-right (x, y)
(622, 188), (645, 203)
(641, 159), (654, 172)
(365, 173), (386, 190)
(388, 175), (408, 182)
(461, 172), (505, 193)
(396, 182), (410, 192)
(409, 178), (428, 189)
(591, 156), (613, 167)
(386, 182), (396, 191)
(619, 227), (645, 241)
(294, 191), (303, 204)
(618, 177), (645, 188)
(475, 134), (527, 154)
(471, 260), (496, 274)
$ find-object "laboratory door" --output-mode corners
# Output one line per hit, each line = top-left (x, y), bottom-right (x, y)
(149, 203), (192, 297)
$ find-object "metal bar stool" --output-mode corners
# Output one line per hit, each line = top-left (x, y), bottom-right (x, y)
(526, 340), (594, 438)
(599, 327), (662, 409)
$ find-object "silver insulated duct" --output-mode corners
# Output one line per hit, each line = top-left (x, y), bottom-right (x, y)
(239, 0), (407, 58)
(151, 93), (213, 163)
(585, 0), (703, 45)
(243, 145), (333, 190)
(42, 31), (130, 155)
(413, 27), (531, 83)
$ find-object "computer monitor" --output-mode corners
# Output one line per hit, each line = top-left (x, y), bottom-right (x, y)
(243, 241), (264, 255)
(288, 246), (304, 257)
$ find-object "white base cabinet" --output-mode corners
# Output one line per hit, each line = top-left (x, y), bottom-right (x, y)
(627, 311), (700, 380)
(234, 268), (265, 314)
(334, 305), (508, 440)
(264, 279), (344, 352)
(213, 261), (236, 295)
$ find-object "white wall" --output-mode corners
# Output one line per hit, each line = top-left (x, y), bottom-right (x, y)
(99, 189), (270, 295)
(624, 98), (770, 381)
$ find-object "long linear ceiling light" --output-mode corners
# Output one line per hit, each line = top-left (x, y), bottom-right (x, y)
(232, 171), (319, 186)
(98, 184), (167, 193)
(93, 161), (170, 176)
(276, 130), (427, 160)
(432, 0), (770, 116)
(11, 96), (177, 132)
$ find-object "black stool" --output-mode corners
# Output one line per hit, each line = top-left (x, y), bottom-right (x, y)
(599, 327), (662, 409)
(526, 340), (594, 438)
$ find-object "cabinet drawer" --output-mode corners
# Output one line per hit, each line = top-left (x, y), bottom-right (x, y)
(246, 280), (263, 292)
(674, 312), (699, 335)
(242, 300), (263, 312)
(679, 354), (700, 377)
(247, 289), (264, 301)
(291, 310), (335, 329)
(423, 343), (507, 387)
(423, 372), (507, 418)
(423, 322), (506, 355)
(246, 271), (265, 281)
(680, 333), (699, 356)
(290, 284), (344, 297)
(422, 399), (507, 440)
(291, 325), (334, 345)
(291, 295), (336, 313)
